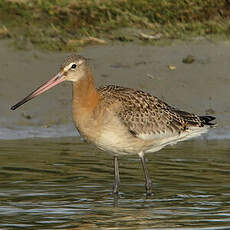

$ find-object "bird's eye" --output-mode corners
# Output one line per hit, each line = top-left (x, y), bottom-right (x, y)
(71, 64), (77, 69)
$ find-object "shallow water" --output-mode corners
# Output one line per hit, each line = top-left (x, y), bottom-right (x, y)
(0, 138), (230, 229)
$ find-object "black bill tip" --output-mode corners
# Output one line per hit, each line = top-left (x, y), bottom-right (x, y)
(11, 102), (24, 110)
(11, 104), (19, 110)
(10, 105), (16, 110)
(10, 95), (33, 111)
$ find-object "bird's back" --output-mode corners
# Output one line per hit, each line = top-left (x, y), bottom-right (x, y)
(98, 85), (215, 153)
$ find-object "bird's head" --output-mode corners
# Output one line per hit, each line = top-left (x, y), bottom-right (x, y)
(11, 54), (90, 110)
(60, 54), (90, 82)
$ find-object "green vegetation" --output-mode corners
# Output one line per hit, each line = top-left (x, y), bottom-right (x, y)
(0, 0), (230, 51)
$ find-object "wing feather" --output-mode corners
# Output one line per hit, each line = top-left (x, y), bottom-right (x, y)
(98, 85), (212, 141)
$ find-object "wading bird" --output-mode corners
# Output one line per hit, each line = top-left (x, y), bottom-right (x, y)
(11, 55), (215, 195)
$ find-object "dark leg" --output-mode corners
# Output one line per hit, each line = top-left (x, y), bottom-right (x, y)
(113, 155), (120, 194)
(140, 154), (152, 196)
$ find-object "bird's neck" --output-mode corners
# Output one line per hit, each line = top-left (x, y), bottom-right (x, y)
(72, 71), (99, 112)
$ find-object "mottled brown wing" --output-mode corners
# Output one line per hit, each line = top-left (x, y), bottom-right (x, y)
(98, 85), (203, 140)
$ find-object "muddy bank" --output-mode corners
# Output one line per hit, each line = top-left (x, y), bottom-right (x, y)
(1, 39), (229, 139)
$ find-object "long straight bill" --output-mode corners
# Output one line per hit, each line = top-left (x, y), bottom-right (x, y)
(11, 72), (64, 110)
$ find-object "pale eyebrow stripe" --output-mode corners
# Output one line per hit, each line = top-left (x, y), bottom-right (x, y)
(64, 60), (84, 72)
(64, 63), (74, 72)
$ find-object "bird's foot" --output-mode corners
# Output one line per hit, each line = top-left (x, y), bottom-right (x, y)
(113, 183), (119, 194)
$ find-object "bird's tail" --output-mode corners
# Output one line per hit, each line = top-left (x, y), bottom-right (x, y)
(199, 115), (216, 127)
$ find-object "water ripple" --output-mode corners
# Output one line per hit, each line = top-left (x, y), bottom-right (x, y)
(0, 138), (229, 229)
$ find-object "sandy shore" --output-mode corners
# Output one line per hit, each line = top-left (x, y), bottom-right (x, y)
(1, 39), (229, 139)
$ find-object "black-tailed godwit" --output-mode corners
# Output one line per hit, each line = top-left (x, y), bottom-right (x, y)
(11, 54), (216, 195)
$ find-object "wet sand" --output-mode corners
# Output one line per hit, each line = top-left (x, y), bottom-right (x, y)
(1, 39), (230, 139)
